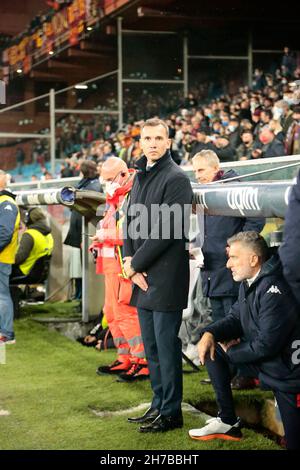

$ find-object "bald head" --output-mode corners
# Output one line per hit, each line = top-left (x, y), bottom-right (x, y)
(0, 170), (7, 190)
(259, 128), (274, 145)
(101, 157), (129, 181)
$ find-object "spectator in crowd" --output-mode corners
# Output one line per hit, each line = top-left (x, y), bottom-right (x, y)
(15, 147), (25, 175)
(123, 118), (193, 432)
(119, 135), (134, 167)
(92, 157), (149, 382)
(190, 130), (215, 158)
(0, 170), (20, 344)
(60, 162), (74, 178)
(226, 117), (241, 150)
(189, 232), (300, 450)
(184, 93), (198, 109)
(281, 46), (296, 77)
(11, 207), (53, 280)
(285, 105), (300, 155)
(213, 135), (236, 162)
(12, 62), (300, 183)
(192, 150), (265, 389)
(251, 109), (262, 135)
(260, 109), (273, 127)
(64, 160), (101, 300)
(102, 142), (115, 161)
(253, 128), (286, 158)
(269, 119), (285, 142)
(236, 130), (256, 160)
(274, 100), (294, 136)
(252, 68), (267, 91)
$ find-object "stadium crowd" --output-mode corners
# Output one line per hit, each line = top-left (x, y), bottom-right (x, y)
(54, 64), (300, 180)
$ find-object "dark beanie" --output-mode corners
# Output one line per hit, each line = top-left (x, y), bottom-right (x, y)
(80, 160), (98, 179)
(28, 207), (46, 224)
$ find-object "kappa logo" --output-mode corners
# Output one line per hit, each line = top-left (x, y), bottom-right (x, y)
(267, 285), (282, 294)
(4, 204), (13, 211)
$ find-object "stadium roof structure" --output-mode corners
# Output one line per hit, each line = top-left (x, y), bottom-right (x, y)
(1, 0), (299, 86)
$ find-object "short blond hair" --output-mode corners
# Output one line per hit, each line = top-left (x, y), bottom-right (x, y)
(192, 149), (220, 167)
(141, 118), (169, 137)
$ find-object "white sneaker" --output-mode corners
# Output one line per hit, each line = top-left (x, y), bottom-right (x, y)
(189, 417), (242, 441)
(0, 336), (16, 345)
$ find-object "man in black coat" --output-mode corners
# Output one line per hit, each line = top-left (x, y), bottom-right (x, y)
(123, 118), (193, 433)
(189, 232), (300, 450)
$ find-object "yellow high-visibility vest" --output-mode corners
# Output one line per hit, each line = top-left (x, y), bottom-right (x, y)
(0, 194), (20, 264)
(19, 228), (54, 275)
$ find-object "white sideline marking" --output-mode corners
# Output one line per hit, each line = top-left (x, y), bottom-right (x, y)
(0, 409), (10, 416)
(90, 402), (211, 421)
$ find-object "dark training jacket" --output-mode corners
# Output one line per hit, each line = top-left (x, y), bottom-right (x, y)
(202, 255), (300, 393)
(201, 170), (265, 298)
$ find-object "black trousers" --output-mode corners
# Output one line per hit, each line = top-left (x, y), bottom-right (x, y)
(206, 344), (300, 450)
(210, 296), (237, 322)
(138, 308), (183, 417)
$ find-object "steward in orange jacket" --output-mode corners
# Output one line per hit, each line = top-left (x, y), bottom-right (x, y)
(91, 157), (149, 382)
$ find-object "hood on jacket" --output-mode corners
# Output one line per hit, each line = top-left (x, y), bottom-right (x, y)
(0, 189), (16, 199)
(244, 253), (282, 292)
(28, 219), (52, 236)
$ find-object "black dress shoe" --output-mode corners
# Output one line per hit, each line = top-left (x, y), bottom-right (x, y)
(128, 407), (160, 424)
(139, 414), (183, 433)
(231, 376), (257, 390)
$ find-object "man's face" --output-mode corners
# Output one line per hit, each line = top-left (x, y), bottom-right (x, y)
(226, 242), (259, 282)
(242, 132), (253, 144)
(293, 112), (300, 121)
(140, 124), (171, 163)
(196, 132), (206, 142)
(192, 158), (219, 184)
(260, 111), (270, 123)
(215, 137), (229, 148)
(259, 130), (274, 145)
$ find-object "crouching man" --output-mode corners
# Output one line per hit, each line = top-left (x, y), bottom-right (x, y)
(189, 231), (300, 450)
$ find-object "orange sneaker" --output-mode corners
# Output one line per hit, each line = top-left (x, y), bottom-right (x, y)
(117, 362), (150, 382)
(96, 359), (131, 375)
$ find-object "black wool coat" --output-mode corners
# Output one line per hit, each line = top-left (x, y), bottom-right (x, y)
(123, 151), (193, 311)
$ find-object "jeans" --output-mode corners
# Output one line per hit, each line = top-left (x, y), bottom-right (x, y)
(0, 262), (14, 340)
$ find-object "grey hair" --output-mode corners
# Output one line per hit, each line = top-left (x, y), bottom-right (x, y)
(192, 149), (220, 167)
(227, 231), (269, 263)
(0, 169), (6, 175)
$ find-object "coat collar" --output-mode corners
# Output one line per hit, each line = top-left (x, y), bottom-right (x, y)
(0, 189), (16, 200)
(135, 150), (172, 176)
(242, 254), (281, 294)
